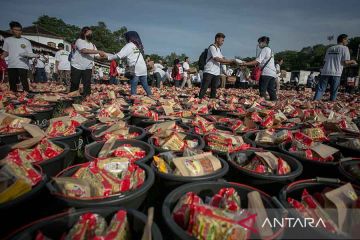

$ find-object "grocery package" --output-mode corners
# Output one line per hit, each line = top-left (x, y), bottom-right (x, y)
(205, 131), (250, 153)
(0, 113), (31, 134)
(150, 131), (198, 151)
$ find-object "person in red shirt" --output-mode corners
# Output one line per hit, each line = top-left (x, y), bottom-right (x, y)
(109, 59), (118, 84)
(0, 49), (7, 83)
(171, 58), (183, 88)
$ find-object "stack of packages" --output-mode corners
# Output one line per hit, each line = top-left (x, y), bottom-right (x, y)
(69, 104), (95, 119)
(97, 103), (126, 122)
(191, 116), (216, 135)
(147, 121), (187, 135)
(0, 113), (31, 135)
(54, 157), (145, 199)
(289, 130), (340, 162)
(260, 110), (296, 129)
(30, 82), (67, 93)
(172, 188), (274, 239)
(288, 183), (360, 238)
(151, 131), (198, 152)
(94, 137), (146, 163)
(1, 137), (64, 164)
(153, 150), (221, 176)
(46, 117), (80, 138)
(208, 116), (256, 134)
(232, 151), (292, 175)
(27, 97), (51, 107)
(190, 103), (209, 115)
(36, 210), (130, 240)
(0, 144), (43, 204)
(131, 105), (158, 121)
(5, 104), (35, 115)
(205, 131), (250, 153)
(255, 129), (294, 146)
(93, 121), (139, 141)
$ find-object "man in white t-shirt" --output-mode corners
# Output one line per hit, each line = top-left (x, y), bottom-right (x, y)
(153, 62), (166, 88)
(34, 51), (48, 83)
(180, 57), (192, 89)
(275, 58), (283, 93)
(242, 36), (278, 101)
(314, 34), (357, 101)
(198, 33), (236, 99)
(1, 21), (38, 91)
(55, 43), (71, 86)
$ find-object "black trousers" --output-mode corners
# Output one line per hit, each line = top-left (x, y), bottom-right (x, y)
(70, 67), (92, 96)
(174, 80), (181, 88)
(7, 68), (29, 92)
(259, 75), (277, 101)
(199, 72), (219, 99)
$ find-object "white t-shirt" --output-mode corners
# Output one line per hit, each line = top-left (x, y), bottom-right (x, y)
(98, 68), (104, 78)
(256, 47), (277, 78)
(154, 63), (165, 78)
(71, 38), (98, 70)
(204, 45), (223, 76)
(2, 36), (33, 69)
(35, 55), (46, 68)
(45, 63), (51, 73)
(236, 70), (248, 82)
(55, 50), (71, 71)
(275, 63), (281, 77)
(321, 45), (350, 77)
(182, 62), (190, 76)
(110, 42), (147, 76)
(116, 66), (125, 75)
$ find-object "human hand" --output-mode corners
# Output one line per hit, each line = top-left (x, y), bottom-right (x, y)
(98, 51), (107, 58)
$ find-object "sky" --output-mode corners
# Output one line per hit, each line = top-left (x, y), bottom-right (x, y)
(1, 0), (360, 60)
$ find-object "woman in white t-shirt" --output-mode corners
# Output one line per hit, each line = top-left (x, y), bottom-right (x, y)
(108, 31), (151, 96)
(241, 36), (277, 101)
(180, 57), (192, 89)
(70, 27), (107, 96)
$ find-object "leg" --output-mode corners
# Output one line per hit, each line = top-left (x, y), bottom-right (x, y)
(154, 73), (161, 88)
(82, 69), (92, 96)
(329, 76), (341, 101)
(42, 69), (47, 83)
(70, 67), (82, 92)
(198, 73), (212, 99)
(7, 68), (18, 92)
(35, 68), (41, 83)
(276, 78), (280, 92)
(180, 75), (187, 88)
(313, 76), (329, 100)
(187, 77), (192, 88)
(267, 77), (277, 101)
(210, 75), (219, 98)
(139, 75), (152, 96)
(259, 75), (270, 98)
(130, 76), (139, 95)
(18, 68), (29, 92)
(174, 80), (181, 88)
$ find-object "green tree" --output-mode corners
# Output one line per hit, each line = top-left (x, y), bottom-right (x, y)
(33, 15), (128, 53)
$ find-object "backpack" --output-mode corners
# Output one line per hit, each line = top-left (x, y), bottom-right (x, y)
(198, 44), (218, 71)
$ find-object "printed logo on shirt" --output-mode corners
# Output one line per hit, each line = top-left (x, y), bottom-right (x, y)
(328, 47), (340, 55)
(20, 44), (26, 49)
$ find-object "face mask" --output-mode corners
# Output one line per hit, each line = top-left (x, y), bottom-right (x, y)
(86, 34), (93, 41)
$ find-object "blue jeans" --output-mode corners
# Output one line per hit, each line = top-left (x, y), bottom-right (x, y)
(130, 75), (152, 95)
(313, 75), (341, 101)
(35, 68), (47, 83)
(109, 76), (118, 85)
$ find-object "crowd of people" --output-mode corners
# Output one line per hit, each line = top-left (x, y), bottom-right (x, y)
(0, 21), (358, 102)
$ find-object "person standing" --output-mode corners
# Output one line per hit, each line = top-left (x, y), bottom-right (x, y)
(314, 34), (357, 101)
(181, 57), (192, 88)
(171, 59), (183, 88)
(236, 65), (250, 89)
(34, 51), (48, 83)
(70, 27), (107, 96)
(275, 58), (283, 93)
(1, 21), (38, 92)
(109, 60), (118, 85)
(153, 61), (166, 88)
(198, 33), (236, 99)
(241, 36), (277, 101)
(108, 31), (152, 96)
(55, 43), (71, 87)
